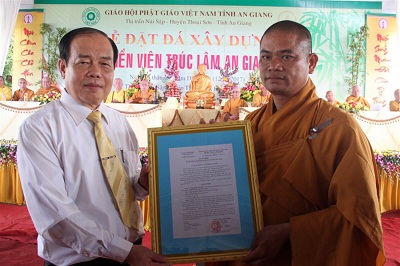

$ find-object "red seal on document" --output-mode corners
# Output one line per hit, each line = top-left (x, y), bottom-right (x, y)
(211, 220), (221, 233)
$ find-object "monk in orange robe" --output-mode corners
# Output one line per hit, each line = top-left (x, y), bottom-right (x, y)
(207, 20), (384, 266)
(346, 85), (370, 109)
(222, 86), (248, 121)
(127, 79), (154, 104)
(12, 78), (34, 101)
(389, 89), (400, 111)
(35, 77), (61, 96)
(325, 90), (339, 106)
(252, 86), (271, 107)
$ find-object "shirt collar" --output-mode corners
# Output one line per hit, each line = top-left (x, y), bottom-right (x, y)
(60, 88), (111, 126)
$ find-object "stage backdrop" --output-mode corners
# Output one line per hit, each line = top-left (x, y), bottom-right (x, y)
(27, 0), (382, 100)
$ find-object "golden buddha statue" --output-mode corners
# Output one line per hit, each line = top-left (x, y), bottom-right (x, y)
(185, 64), (215, 108)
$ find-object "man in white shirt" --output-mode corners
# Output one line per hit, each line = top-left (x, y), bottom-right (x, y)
(17, 27), (169, 266)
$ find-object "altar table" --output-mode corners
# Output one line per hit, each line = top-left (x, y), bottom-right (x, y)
(0, 101), (42, 140)
(379, 169), (400, 213)
(0, 164), (24, 205)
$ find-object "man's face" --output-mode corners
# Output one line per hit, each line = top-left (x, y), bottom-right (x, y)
(42, 78), (51, 89)
(0, 77), (4, 87)
(18, 79), (27, 90)
(140, 80), (149, 92)
(58, 33), (114, 110)
(259, 30), (317, 100)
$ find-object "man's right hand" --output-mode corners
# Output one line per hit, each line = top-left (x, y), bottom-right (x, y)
(125, 245), (171, 266)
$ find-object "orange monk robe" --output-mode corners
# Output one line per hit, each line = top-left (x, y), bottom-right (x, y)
(221, 98), (248, 121)
(252, 92), (271, 107)
(240, 79), (384, 265)
(35, 86), (61, 96)
(12, 88), (35, 101)
(346, 95), (370, 109)
(128, 90), (155, 103)
(389, 100), (400, 111)
(327, 99), (339, 106)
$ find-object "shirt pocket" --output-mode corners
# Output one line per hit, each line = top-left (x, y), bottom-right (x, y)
(119, 148), (141, 181)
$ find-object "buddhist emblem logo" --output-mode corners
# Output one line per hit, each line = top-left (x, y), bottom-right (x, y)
(82, 7), (100, 26)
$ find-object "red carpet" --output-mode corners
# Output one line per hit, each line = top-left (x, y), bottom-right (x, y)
(0, 203), (398, 265)
(0, 203), (194, 266)
(382, 210), (400, 266)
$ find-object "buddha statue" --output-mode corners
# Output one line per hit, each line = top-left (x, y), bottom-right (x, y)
(185, 64), (215, 108)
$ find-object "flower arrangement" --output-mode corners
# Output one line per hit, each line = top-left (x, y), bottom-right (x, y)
(337, 101), (368, 115)
(0, 139), (17, 166)
(241, 69), (263, 102)
(126, 68), (156, 98)
(163, 58), (181, 98)
(215, 63), (239, 99)
(139, 147), (149, 166)
(375, 150), (400, 181)
(33, 91), (61, 105)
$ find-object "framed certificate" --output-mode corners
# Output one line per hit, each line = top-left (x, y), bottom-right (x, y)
(147, 120), (263, 264)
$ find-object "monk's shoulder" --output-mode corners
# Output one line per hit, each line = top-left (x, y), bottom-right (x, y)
(318, 100), (361, 131)
(245, 104), (267, 122)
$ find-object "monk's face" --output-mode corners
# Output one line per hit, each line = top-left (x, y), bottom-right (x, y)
(42, 77), (51, 89)
(231, 87), (241, 99)
(352, 86), (360, 97)
(113, 78), (123, 92)
(140, 80), (149, 92)
(325, 91), (334, 102)
(259, 30), (318, 100)
(394, 89), (400, 102)
(18, 78), (27, 90)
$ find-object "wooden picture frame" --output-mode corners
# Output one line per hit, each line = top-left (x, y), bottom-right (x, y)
(148, 120), (263, 263)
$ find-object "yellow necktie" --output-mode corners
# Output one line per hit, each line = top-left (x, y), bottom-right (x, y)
(87, 111), (139, 230)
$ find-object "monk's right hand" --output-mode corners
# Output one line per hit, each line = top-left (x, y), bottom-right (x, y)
(125, 245), (171, 266)
(242, 223), (290, 266)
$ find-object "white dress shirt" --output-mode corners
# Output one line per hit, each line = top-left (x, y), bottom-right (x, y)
(17, 89), (148, 265)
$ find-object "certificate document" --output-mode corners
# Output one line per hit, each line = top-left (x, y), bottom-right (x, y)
(148, 121), (263, 263)
(169, 144), (241, 239)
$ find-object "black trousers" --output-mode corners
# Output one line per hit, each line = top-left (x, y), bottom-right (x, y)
(44, 238), (142, 266)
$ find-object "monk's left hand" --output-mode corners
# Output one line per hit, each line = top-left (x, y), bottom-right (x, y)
(242, 223), (290, 266)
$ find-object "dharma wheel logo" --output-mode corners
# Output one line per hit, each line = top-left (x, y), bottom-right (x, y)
(82, 7), (100, 26)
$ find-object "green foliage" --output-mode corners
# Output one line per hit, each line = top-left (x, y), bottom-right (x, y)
(3, 36), (14, 87)
(345, 25), (369, 91)
(300, 10), (363, 98)
(38, 23), (67, 85)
